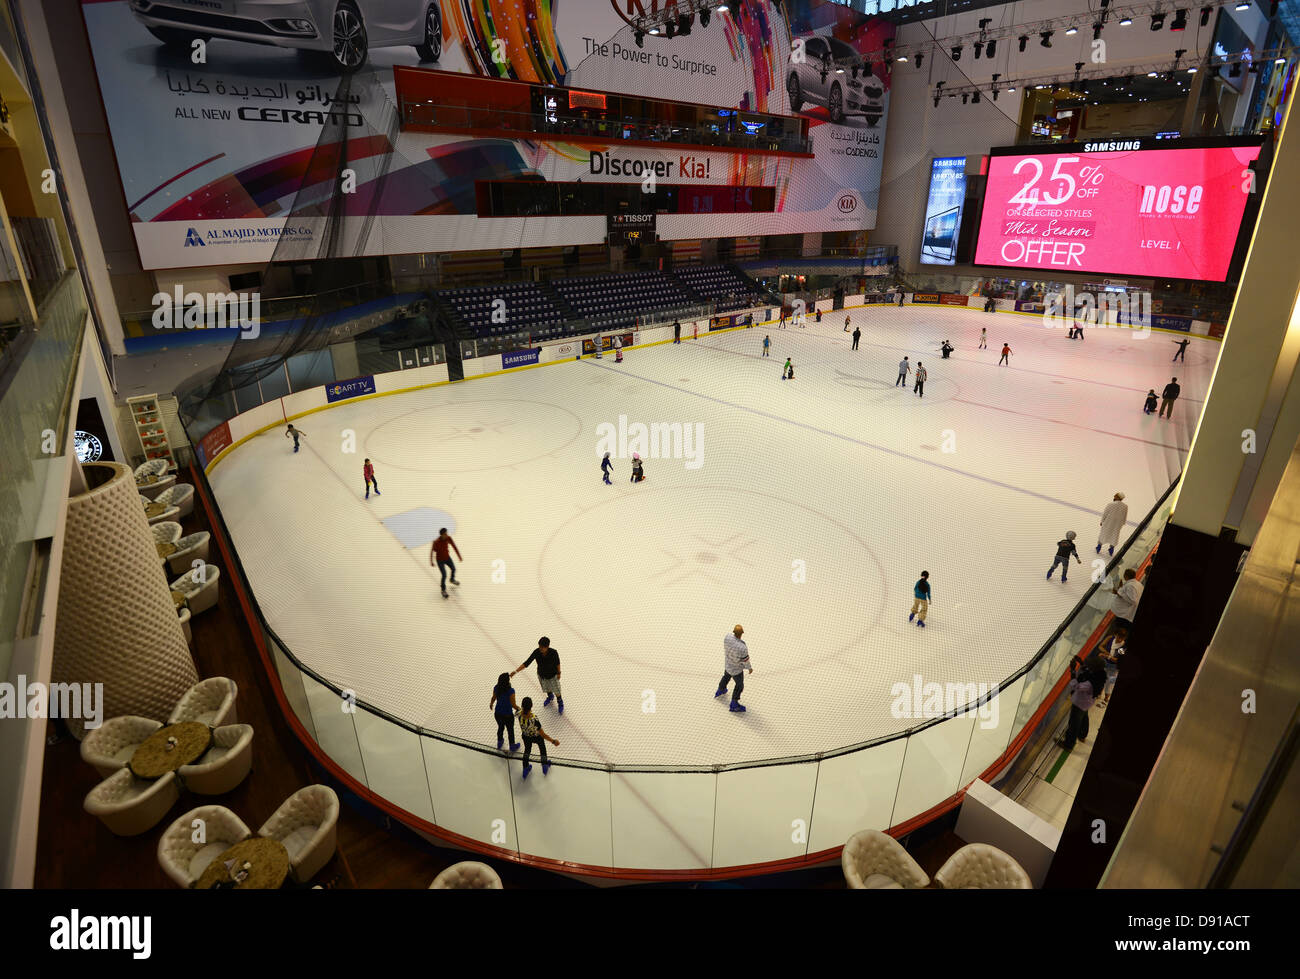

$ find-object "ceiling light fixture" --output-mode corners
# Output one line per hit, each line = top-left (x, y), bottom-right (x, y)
(1170, 8), (1188, 31)
(1040, 31), (1054, 47)
(1019, 35), (1028, 52)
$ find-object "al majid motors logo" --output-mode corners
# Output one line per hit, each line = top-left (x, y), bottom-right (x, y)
(837, 193), (858, 214)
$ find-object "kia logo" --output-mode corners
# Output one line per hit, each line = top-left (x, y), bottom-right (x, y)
(837, 194), (857, 213)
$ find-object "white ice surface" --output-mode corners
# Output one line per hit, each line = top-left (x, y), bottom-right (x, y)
(209, 306), (1212, 766)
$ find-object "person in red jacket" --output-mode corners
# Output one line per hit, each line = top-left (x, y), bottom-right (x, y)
(363, 458), (380, 499)
(430, 527), (462, 599)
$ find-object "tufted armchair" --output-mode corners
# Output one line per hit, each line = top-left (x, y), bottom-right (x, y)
(179, 724), (254, 795)
(430, 862), (504, 889)
(83, 768), (180, 836)
(135, 460), (176, 499)
(169, 677), (237, 727)
(157, 805), (252, 887)
(258, 785), (339, 884)
(841, 830), (930, 889)
(151, 521), (183, 553)
(934, 843), (1033, 889)
(142, 493), (180, 525)
(167, 532), (211, 576)
(80, 715), (164, 778)
(170, 565), (221, 616)
(155, 483), (195, 519)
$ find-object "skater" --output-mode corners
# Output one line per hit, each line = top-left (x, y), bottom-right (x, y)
(715, 624), (753, 712)
(631, 454), (645, 482)
(913, 361), (927, 397)
(1143, 389), (1159, 414)
(1096, 492), (1128, 556)
(844, 315), (851, 332)
(909, 571), (931, 628)
(852, 326), (861, 350)
(1159, 377), (1181, 419)
(516, 697), (560, 778)
(940, 340), (954, 359)
(998, 343), (1012, 365)
(363, 458), (380, 498)
(1096, 627), (1127, 707)
(1056, 651), (1106, 752)
(979, 327), (987, 349)
(490, 673), (521, 751)
(430, 527), (462, 598)
(673, 320), (681, 344)
(1047, 531), (1081, 583)
(285, 424), (306, 452)
(782, 357), (792, 380)
(778, 309), (787, 329)
(786, 361), (795, 380)
(614, 335), (623, 363)
(1110, 568), (1144, 631)
(762, 334), (771, 356)
(898, 291), (905, 307)
(593, 334), (603, 358)
(601, 451), (614, 485)
(895, 356), (910, 386)
(1172, 338), (1190, 362)
(513, 636), (564, 714)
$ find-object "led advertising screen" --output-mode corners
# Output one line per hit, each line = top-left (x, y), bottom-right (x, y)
(973, 137), (1263, 281)
(920, 156), (966, 265)
(78, 0), (895, 270)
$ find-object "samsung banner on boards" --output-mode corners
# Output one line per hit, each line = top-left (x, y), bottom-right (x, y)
(80, 0), (897, 270)
(920, 157), (966, 266)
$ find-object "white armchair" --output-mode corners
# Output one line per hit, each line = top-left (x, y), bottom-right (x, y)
(83, 768), (180, 836)
(142, 494), (180, 525)
(179, 724), (254, 795)
(155, 483), (195, 519)
(167, 532), (211, 577)
(157, 805), (252, 887)
(258, 785), (339, 884)
(80, 715), (163, 778)
(841, 830), (930, 889)
(934, 843), (1033, 889)
(151, 521), (183, 551)
(170, 564), (220, 616)
(169, 677), (237, 727)
(430, 862), (503, 889)
(135, 459), (176, 499)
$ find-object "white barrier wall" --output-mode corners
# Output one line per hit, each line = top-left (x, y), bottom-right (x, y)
(375, 362), (449, 392)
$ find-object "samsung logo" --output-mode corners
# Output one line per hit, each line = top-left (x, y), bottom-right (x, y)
(1084, 140), (1142, 152)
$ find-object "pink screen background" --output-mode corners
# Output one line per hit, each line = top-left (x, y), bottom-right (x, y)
(974, 144), (1262, 280)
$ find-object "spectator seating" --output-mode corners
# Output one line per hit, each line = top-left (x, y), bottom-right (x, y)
(440, 281), (566, 340)
(673, 265), (759, 311)
(552, 271), (694, 333)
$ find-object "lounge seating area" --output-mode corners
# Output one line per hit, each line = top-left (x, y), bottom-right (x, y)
(841, 832), (1033, 889)
(552, 270), (695, 333)
(441, 281), (566, 340)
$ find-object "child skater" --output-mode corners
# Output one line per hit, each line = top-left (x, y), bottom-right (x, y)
(601, 451), (614, 485)
(786, 361), (795, 380)
(1143, 389), (1158, 414)
(517, 696), (560, 779)
(285, 424), (306, 452)
(490, 673), (521, 751)
(782, 357), (792, 380)
(631, 454), (645, 483)
(614, 335), (624, 363)
(363, 458), (380, 499)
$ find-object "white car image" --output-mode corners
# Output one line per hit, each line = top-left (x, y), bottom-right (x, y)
(787, 34), (884, 126)
(128, 0), (443, 72)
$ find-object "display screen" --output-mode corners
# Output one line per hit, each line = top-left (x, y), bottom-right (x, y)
(920, 156), (966, 265)
(973, 139), (1263, 280)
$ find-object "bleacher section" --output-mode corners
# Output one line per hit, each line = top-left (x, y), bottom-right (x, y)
(440, 281), (567, 341)
(673, 265), (761, 312)
(552, 271), (695, 333)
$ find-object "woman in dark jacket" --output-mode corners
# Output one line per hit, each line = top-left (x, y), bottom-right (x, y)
(1057, 652), (1107, 752)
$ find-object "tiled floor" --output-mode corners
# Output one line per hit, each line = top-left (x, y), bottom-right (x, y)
(1015, 699), (1110, 830)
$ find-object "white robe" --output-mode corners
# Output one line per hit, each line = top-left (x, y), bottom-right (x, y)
(1098, 500), (1128, 546)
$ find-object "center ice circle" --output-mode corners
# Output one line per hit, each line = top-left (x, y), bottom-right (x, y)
(537, 485), (887, 677)
(365, 400), (584, 473)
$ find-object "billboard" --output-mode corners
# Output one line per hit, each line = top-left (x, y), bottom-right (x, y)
(973, 137), (1264, 281)
(79, 0), (895, 270)
(920, 156), (966, 265)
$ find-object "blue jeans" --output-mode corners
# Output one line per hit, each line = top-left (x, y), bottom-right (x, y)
(438, 558), (456, 590)
(719, 671), (744, 703)
(1048, 555), (1071, 579)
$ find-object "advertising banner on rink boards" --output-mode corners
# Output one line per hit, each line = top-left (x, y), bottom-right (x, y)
(911, 293), (940, 304)
(501, 348), (541, 369)
(197, 421), (232, 469)
(939, 293), (970, 306)
(326, 376), (376, 403)
(78, 0), (896, 270)
(582, 332), (634, 355)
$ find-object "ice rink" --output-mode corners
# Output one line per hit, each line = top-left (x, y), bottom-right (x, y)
(209, 305), (1213, 766)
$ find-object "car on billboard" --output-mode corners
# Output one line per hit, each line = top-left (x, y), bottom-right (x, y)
(127, 0), (443, 73)
(786, 34), (883, 126)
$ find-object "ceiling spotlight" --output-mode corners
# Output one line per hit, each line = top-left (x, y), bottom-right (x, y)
(933, 94), (941, 107)
(649, 27), (660, 35)
(1019, 35), (1028, 52)
(1066, 26), (1079, 35)
(1151, 13), (1165, 30)
(972, 90), (980, 103)
(914, 52), (924, 68)
(1276, 57), (1286, 64)
(979, 18), (992, 30)
(677, 12), (693, 35)
(1148, 70), (1159, 76)
(1007, 85), (1016, 92)
(1093, 22), (1103, 40)
(700, 7), (711, 28)
(1040, 31), (1054, 47)
(1175, 48), (1187, 59)
(634, 29), (645, 47)
(1187, 66), (1197, 73)
(1235, 2), (1249, 8)
(962, 93), (969, 103)
(1120, 16), (1133, 26)
(1200, 6), (1212, 26)
(974, 40), (984, 58)
(992, 88), (1000, 100)
(896, 54), (908, 62)
(986, 38), (997, 57)
(1170, 8), (1188, 31)
(665, 19), (676, 37)
(951, 44), (963, 61)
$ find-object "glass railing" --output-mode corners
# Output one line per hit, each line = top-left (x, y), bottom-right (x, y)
(193, 396), (1177, 870)
(0, 272), (86, 680)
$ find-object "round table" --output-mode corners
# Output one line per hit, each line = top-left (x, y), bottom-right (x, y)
(129, 722), (212, 778)
(196, 838), (291, 890)
(171, 590), (189, 610)
(157, 541), (178, 559)
(144, 502), (167, 518)
(138, 474), (160, 485)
